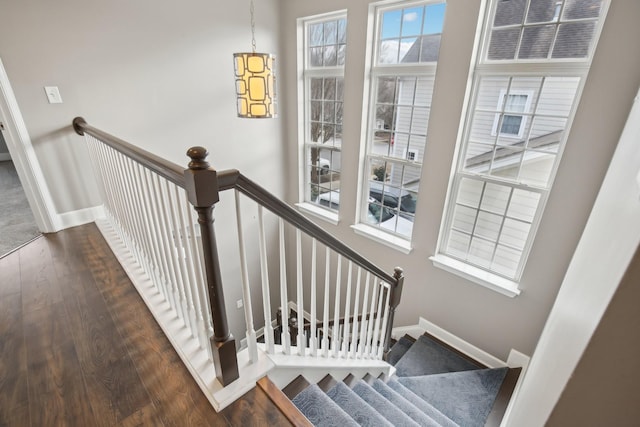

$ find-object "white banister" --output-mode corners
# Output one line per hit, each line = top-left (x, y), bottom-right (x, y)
(310, 238), (318, 356)
(364, 276), (378, 358)
(350, 267), (362, 359)
(322, 246), (330, 357)
(342, 261), (353, 358)
(234, 190), (258, 363)
(174, 186), (208, 350)
(378, 286), (391, 359)
(358, 272), (371, 358)
(257, 205), (274, 355)
(332, 254), (342, 357)
(296, 229), (304, 355)
(279, 218), (291, 354)
(371, 283), (386, 358)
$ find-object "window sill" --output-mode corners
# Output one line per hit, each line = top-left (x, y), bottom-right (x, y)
(429, 254), (521, 298)
(351, 223), (412, 254)
(296, 202), (339, 226)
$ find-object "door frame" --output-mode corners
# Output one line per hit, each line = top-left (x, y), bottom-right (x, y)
(0, 57), (58, 232)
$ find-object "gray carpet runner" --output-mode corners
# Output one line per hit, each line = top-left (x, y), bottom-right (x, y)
(288, 333), (510, 427)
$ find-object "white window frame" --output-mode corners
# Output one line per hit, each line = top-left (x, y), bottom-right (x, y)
(432, 0), (610, 296)
(296, 11), (348, 224)
(353, 0), (445, 250)
(490, 89), (533, 139)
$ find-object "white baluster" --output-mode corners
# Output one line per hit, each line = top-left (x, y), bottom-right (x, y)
(377, 284), (392, 359)
(364, 277), (379, 358)
(163, 179), (197, 337)
(257, 205), (274, 355)
(358, 272), (371, 358)
(309, 238), (317, 356)
(156, 174), (191, 329)
(234, 191), (258, 362)
(174, 186), (208, 351)
(279, 218), (291, 354)
(341, 261), (353, 358)
(332, 255), (342, 357)
(350, 267), (362, 359)
(371, 282), (386, 359)
(296, 229), (305, 355)
(322, 247), (330, 357)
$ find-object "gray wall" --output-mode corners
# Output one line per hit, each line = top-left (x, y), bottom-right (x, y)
(0, 0), (284, 346)
(280, 0), (640, 360)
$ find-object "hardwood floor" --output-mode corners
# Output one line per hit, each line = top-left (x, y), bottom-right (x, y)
(0, 223), (294, 426)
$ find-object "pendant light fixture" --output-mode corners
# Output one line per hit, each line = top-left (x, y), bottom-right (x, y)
(233, 0), (277, 118)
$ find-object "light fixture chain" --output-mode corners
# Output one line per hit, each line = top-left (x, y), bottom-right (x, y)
(250, 0), (256, 53)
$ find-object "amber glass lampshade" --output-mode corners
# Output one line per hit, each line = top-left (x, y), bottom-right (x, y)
(233, 52), (277, 118)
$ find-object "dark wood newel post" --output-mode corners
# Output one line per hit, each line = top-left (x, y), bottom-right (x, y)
(184, 146), (239, 386)
(383, 267), (404, 360)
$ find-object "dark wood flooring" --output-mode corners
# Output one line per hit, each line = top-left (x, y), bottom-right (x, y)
(0, 223), (293, 427)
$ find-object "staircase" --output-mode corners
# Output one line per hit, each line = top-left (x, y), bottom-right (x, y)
(282, 333), (521, 427)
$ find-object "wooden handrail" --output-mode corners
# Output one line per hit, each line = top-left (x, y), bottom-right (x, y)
(73, 117), (185, 186)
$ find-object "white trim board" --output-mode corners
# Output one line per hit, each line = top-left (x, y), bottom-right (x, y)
(0, 57), (58, 232)
(56, 205), (106, 230)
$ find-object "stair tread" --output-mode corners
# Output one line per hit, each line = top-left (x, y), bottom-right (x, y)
(326, 381), (394, 427)
(397, 367), (509, 427)
(291, 384), (359, 427)
(386, 379), (460, 427)
(394, 335), (482, 376)
(421, 332), (487, 369)
(353, 380), (422, 427)
(372, 379), (448, 427)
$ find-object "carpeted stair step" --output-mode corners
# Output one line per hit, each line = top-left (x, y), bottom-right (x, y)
(394, 334), (483, 377)
(326, 381), (394, 426)
(291, 383), (359, 427)
(386, 334), (415, 365)
(386, 379), (460, 427)
(398, 367), (509, 427)
(352, 379), (422, 427)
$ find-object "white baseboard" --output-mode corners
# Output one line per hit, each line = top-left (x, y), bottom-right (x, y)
(392, 316), (529, 369)
(0, 153), (10, 161)
(55, 205), (105, 230)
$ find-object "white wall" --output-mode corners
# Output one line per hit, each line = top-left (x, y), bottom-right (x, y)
(1, 0), (284, 346)
(280, 0), (640, 359)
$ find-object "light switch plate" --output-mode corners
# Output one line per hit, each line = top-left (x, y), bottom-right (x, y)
(44, 86), (63, 104)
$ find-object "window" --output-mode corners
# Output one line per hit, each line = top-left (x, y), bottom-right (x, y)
(358, 1), (446, 240)
(434, 0), (608, 290)
(491, 90), (532, 138)
(299, 13), (347, 214)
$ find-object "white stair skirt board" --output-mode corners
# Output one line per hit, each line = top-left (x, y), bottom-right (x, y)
(263, 342), (395, 389)
(95, 218), (275, 411)
(392, 317), (530, 370)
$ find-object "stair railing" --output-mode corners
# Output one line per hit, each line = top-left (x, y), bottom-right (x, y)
(73, 117), (404, 388)
(73, 117), (239, 386)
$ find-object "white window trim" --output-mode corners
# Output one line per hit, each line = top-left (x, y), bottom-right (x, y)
(433, 0), (611, 294)
(356, 0), (443, 244)
(490, 89), (533, 139)
(297, 11), (347, 223)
